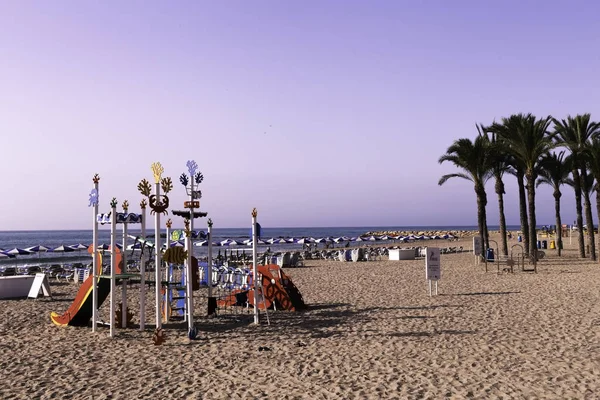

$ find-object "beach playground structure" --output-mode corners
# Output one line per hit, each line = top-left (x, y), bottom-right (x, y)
(49, 162), (306, 339)
(213, 263), (306, 312)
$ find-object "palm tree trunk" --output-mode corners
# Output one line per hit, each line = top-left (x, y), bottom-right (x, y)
(496, 177), (508, 256)
(517, 169), (529, 254)
(476, 192), (486, 257)
(482, 190), (490, 251)
(554, 192), (562, 257)
(581, 169), (596, 261)
(595, 188), (600, 262)
(572, 168), (586, 258)
(526, 172), (537, 259)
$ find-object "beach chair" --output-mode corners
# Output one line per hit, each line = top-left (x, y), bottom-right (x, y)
(277, 252), (291, 268)
(351, 248), (363, 262)
(27, 266), (42, 275)
(47, 265), (63, 281)
(53, 265), (73, 282)
(288, 252), (303, 268)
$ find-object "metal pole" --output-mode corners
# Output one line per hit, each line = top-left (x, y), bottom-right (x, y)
(165, 222), (171, 322)
(154, 182), (162, 330)
(139, 204), (146, 331)
(252, 209), (259, 324)
(110, 203), (116, 338)
(186, 178), (195, 331)
(92, 177), (99, 332)
(428, 279), (432, 297)
(121, 210), (128, 329)
(207, 224), (213, 299)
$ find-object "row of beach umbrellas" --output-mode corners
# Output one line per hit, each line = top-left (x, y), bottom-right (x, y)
(0, 234), (459, 257)
(193, 234), (457, 247)
(0, 243), (125, 258)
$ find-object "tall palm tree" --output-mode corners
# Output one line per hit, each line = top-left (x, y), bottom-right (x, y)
(438, 135), (493, 251)
(482, 126), (511, 256)
(490, 113), (554, 257)
(553, 114), (600, 259)
(585, 137), (600, 262)
(581, 167), (597, 261)
(536, 151), (571, 256)
(488, 115), (530, 256)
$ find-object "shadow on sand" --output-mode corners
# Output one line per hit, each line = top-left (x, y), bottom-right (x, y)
(389, 329), (477, 338)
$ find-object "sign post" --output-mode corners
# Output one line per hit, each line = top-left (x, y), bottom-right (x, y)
(425, 247), (440, 296)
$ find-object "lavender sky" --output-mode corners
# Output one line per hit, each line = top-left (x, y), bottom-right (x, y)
(1, 1), (599, 230)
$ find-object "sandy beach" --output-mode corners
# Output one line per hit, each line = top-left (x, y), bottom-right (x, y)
(2, 233), (600, 399)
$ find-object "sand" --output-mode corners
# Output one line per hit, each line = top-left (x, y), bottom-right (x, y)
(2, 234), (600, 399)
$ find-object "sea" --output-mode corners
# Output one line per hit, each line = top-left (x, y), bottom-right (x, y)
(0, 225), (523, 266)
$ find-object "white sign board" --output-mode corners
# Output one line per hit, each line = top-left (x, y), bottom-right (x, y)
(473, 236), (482, 256)
(28, 273), (52, 299)
(425, 247), (441, 281)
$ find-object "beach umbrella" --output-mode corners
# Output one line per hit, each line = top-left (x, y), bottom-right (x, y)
(285, 238), (295, 243)
(52, 245), (76, 253)
(266, 238), (278, 244)
(194, 241), (219, 247)
(247, 238), (267, 245)
(296, 238), (310, 244)
(169, 240), (185, 247)
(25, 245), (50, 260)
(274, 238), (287, 244)
(69, 243), (88, 250)
(5, 248), (33, 256)
(26, 245), (50, 253)
(220, 239), (239, 246)
(0, 252), (15, 258)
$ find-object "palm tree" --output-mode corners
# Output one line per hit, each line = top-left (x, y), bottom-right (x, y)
(487, 115), (530, 256)
(553, 114), (600, 260)
(585, 137), (600, 262)
(489, 113), (554, 258)
(581, 167), (597, 261)
(438, 135), (493, 251)
(482, 126), (511, 256)
(536, 151), (571, 256)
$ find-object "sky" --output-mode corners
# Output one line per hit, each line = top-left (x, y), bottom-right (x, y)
(1, 1), (600, 230)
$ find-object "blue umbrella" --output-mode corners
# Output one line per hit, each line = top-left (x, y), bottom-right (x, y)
(26, 245), (50, 253)
(5, 248), (33, 256)
(52, 245), (76, 253)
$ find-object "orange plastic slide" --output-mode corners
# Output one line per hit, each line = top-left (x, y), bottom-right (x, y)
(50, 246), (122, 327)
